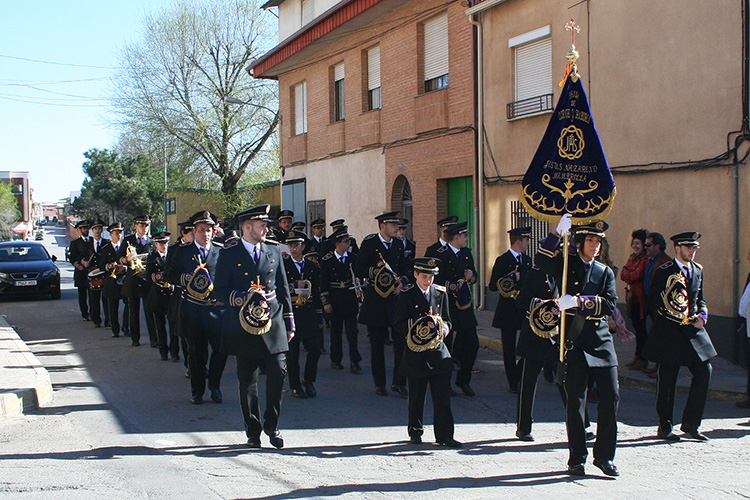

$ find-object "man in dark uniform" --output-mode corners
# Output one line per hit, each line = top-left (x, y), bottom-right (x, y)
(283, 230), (324, 398)
(88, 219), (110, 328)
(644, 232), (717, 442)
(489, 226), (533, 393)
(320, 227), (362, 373)
(166, 220), (194, 365)
(309, 218), (326, 256)
(395, 257), (461, 448)
(69, 220), (93, 321)
(117, 215), (155, 347)
(322, 219), (359, 255)
(535, 215), (620, 477)
(146, 231), (177, 361)
(214, 204), (295, 449)
(424, 215), (457, 258)
(355, 211), (409, 396)
(435, 222), (479, 397)
(101, 222), (128, 338)
(397, 218), (416, 281)
(166, 211), (227, 404)
(274, 210), (294, 244)
(291, 221), (306, 233)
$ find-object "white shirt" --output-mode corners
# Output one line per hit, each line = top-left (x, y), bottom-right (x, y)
(509, 248), (524, 264)
(439, 238), (447, 247)
(674, 257), (693, 279)
(241, 239), (261, 259)
(448, 243), (461, 255)
(334, 249), (349, 262)
(378, 233), (393, 248)
(194, 241), (211, 259)
(417, 283), (430, 302)
(93, 238), (103, 252)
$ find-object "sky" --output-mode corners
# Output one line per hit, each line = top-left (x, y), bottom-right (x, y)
(0, 1), (181, 203)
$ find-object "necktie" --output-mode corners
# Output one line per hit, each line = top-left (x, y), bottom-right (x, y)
(584, 262), (591, 273)
(339, 256), (344, 263)
(114, 244), (119, 253)
(94, 241), (99, 253)
(424, 290), (429, 302)
(296, 260), (304, 273)
(683, 265), (691, 280)
(200, 247), (207, 260)
(517, 255), (523, 266)
(254, 247), (259, 263)
(384, 241), (391, 250)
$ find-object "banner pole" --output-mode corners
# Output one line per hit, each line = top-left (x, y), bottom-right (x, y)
(559, 230), (570, 363)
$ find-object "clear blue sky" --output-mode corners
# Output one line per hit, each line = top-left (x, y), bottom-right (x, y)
(0, 1), (179, 203)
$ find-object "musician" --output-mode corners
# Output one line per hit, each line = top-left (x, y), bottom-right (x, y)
(69, 220), (93, 322)
(397, 218), (416, 282)
(167, 211), (227, 404)
(424, 216), (457, 258)
(274, 210), (294, 244)
(395, 257), (461, 448)
(356, 211), (409, 396)
(117, 215), (156, 347)
(309, 218), (326, 256)
(489, 226), (533, 393)
(322, 219), (359, 256)
(435, 222), (479, 397)
(214, 204), (295, 449)
(101, 222), (128, 338)
(644, 232), (717, 442)
(166, 220), (194, 366)
(146, 231), (177, 361)
(320, 227), (362, 373)
(88, 219), (110, 328)
(535, 216), (620, 477)
(283, 231), (324, 398)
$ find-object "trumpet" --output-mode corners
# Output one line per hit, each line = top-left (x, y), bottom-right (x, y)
(125, 243), (147, 277)
(349, 263), (365, 303)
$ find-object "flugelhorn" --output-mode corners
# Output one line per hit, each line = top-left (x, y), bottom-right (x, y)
(125, 243), (147, 277)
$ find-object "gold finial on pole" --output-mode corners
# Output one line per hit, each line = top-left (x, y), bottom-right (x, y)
(559, 18), (581, 86)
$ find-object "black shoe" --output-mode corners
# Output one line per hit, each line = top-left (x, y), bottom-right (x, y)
(292, 388), (308, 399)
(331, 362), (344, 370)
(246, 436), (261, 448)
(210, 388), (223, 403)
(350, 362), (362, 374)
(131, 341), (140, 347)
(104, 321), (111, 328)
(457, 383), (475, 397)
(94, 323), (102, 328)
(593, 459), (619, 477)
(437, 438), (462, 448)
(680, 425), (708, 441)
(172, 356), (180, 362)
(657, 427), (680, 442)
(375, 386), (388, 396)
(191, 396), (202, 405)
(264, 428), (284, 449)
(150, 343), (159, 348)
(82, 316), (90, 322)
(391, 384), (408, 397)
(112, 333), (119, 338)
(304, 381), (317, 398)
(567, 464), (585, 476)
(585, 431), (596, 441)
(515, 430), (534, 442)
(410, 435), (422, 444)
(160, 354), (169, 361)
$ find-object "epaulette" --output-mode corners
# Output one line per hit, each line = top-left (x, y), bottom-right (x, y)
(363, 233), (377, 241)
(179, 241), (192, 247)
(282, 253), (291, 260)
(434, 284), (446, 292)
(659, 261), (675, 270)
(264, 239), (279, 245)
(693, 261), (703, 269)
(436, 245), (448, 253)
(223, 240), (239, 249)
(321, 252), (334, 261)
(213, 241), (225, 249)
(401, 283), (414, 292)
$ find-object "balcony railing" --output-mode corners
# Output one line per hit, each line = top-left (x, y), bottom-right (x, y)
(507, 93), (553, 120)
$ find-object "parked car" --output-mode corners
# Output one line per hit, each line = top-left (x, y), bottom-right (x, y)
(0, 241), (61, 299)
(34, 231), (44, 240)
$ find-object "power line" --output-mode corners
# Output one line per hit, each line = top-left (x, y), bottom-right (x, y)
(0, 94), (104, 107)
(0, 54), (117, 70)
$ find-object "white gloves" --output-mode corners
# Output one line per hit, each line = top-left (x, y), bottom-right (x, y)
(556, 213), (573, 236)
(557, 294), (579, 311)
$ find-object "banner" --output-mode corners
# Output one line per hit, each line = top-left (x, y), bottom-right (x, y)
(520, 74), (615, 224)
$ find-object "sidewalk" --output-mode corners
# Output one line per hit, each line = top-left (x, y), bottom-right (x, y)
(0, 315), (53, 419)
(475, 307), (748, 401)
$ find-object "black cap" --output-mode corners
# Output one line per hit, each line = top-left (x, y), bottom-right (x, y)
(107, 222), (124, 232)
(178, 220), (194, 232)
(277, 210), (294, 221)
(152, 231), (171, 242)
(311, 218), (326, 228)
(375, 211), (400, 224)
(330, 219), (345, 229)
(413, 257), (441, 275)
(508, 226), (532, 237)
(286, 230), (306, 244)
(444, 221), (469, 236)
(134, 215), (151, 224)
(292, 221), (306, 230)
(90, 219), (105, 229)
(330, 227), (350, 241)
(237, 204), (271, 224)
(398, 218), (409, 229)
(190, 211), (218, 226)
(572, 220), (608, 237)
(437, 215), (458, 228)
(671, 232), (701, 247)
(75, 220), (90, 229)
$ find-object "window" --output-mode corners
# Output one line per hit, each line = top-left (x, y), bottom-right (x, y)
(281, 180), (306, 224)
(508, 26), (553, 119)
(366, 45), (381, 110)
(333, 62), (345, 122)
(292, 81), (307, 135)
(306, 200), (325, 230)
(301, 0), (313, 25)
(423, 12), (449, 92)
(166, 198), (176, 215)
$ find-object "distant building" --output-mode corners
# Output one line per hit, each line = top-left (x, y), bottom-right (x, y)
(0, 171), (33, 239)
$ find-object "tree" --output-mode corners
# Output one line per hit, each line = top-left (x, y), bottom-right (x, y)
(110, 0), (280, 219)
(0, 182), (20, 241)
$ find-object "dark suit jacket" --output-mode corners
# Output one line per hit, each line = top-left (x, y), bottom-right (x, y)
(309, 236), (325, 257)
(394, 282), (453, 378)
(644, 260), (717, 365)
(434, 244), (478, 330)
(69, 236), (93, 287)
(146, 249), (171, 311)
(355, 234), (408, 327)
(283, 255), (323, 338)
(322, 236), (359, 257)
(535, 234), (618, 367)
(515, 267), (558, 363)
(489, 250), (532, 330)
(424, 240), (446, 258)
(319, 251), (360, 317)
(100, 240), (125, 299)
(214, 240), (293, 356)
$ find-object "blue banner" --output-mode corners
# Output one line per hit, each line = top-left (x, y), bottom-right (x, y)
(520, 74), (615, 224)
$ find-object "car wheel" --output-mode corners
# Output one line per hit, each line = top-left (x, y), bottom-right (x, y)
(51, 286), (61, 300)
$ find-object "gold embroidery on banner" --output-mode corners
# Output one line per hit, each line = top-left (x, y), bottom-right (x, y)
(558, 125), (585, 160)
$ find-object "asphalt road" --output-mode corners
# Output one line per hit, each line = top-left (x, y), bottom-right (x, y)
(1, 226), (749, 499)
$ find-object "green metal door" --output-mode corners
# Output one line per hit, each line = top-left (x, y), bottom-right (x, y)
(447, 176), (474, 248)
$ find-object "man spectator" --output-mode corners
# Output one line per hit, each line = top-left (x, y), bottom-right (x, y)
(738, 247), (750, 409)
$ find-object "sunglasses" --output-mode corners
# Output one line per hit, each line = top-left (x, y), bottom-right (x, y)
(644, 243), (653, 247)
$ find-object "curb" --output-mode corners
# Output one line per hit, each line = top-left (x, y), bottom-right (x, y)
(0, 317), (53, 419)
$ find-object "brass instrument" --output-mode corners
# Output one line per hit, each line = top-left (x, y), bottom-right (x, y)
(125, 243), (147, 277)
(291, 279), (313, 306)
(349, 263), (365, 303)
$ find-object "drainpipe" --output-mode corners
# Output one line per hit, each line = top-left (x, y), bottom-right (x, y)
(469, 12), (486, 310)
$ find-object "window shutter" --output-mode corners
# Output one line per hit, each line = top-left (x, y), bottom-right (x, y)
(423, 12), (449, 81)
(367, 45), (380, 91)
(294, 82), (307, 135)
(334, 62), (345, 82)
(302, 0), (313, 25)
(515, 37), (552, 101)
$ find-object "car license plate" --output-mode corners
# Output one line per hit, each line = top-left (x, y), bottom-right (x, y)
(15, 280), (37, 287)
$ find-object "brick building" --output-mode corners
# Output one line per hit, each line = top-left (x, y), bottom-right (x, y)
(251, 0), (476, 249)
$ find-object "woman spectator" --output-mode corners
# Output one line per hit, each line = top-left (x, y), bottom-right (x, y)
(620, 229), (650, 370)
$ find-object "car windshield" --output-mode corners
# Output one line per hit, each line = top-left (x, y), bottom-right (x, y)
(0, 246), (49, 262)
